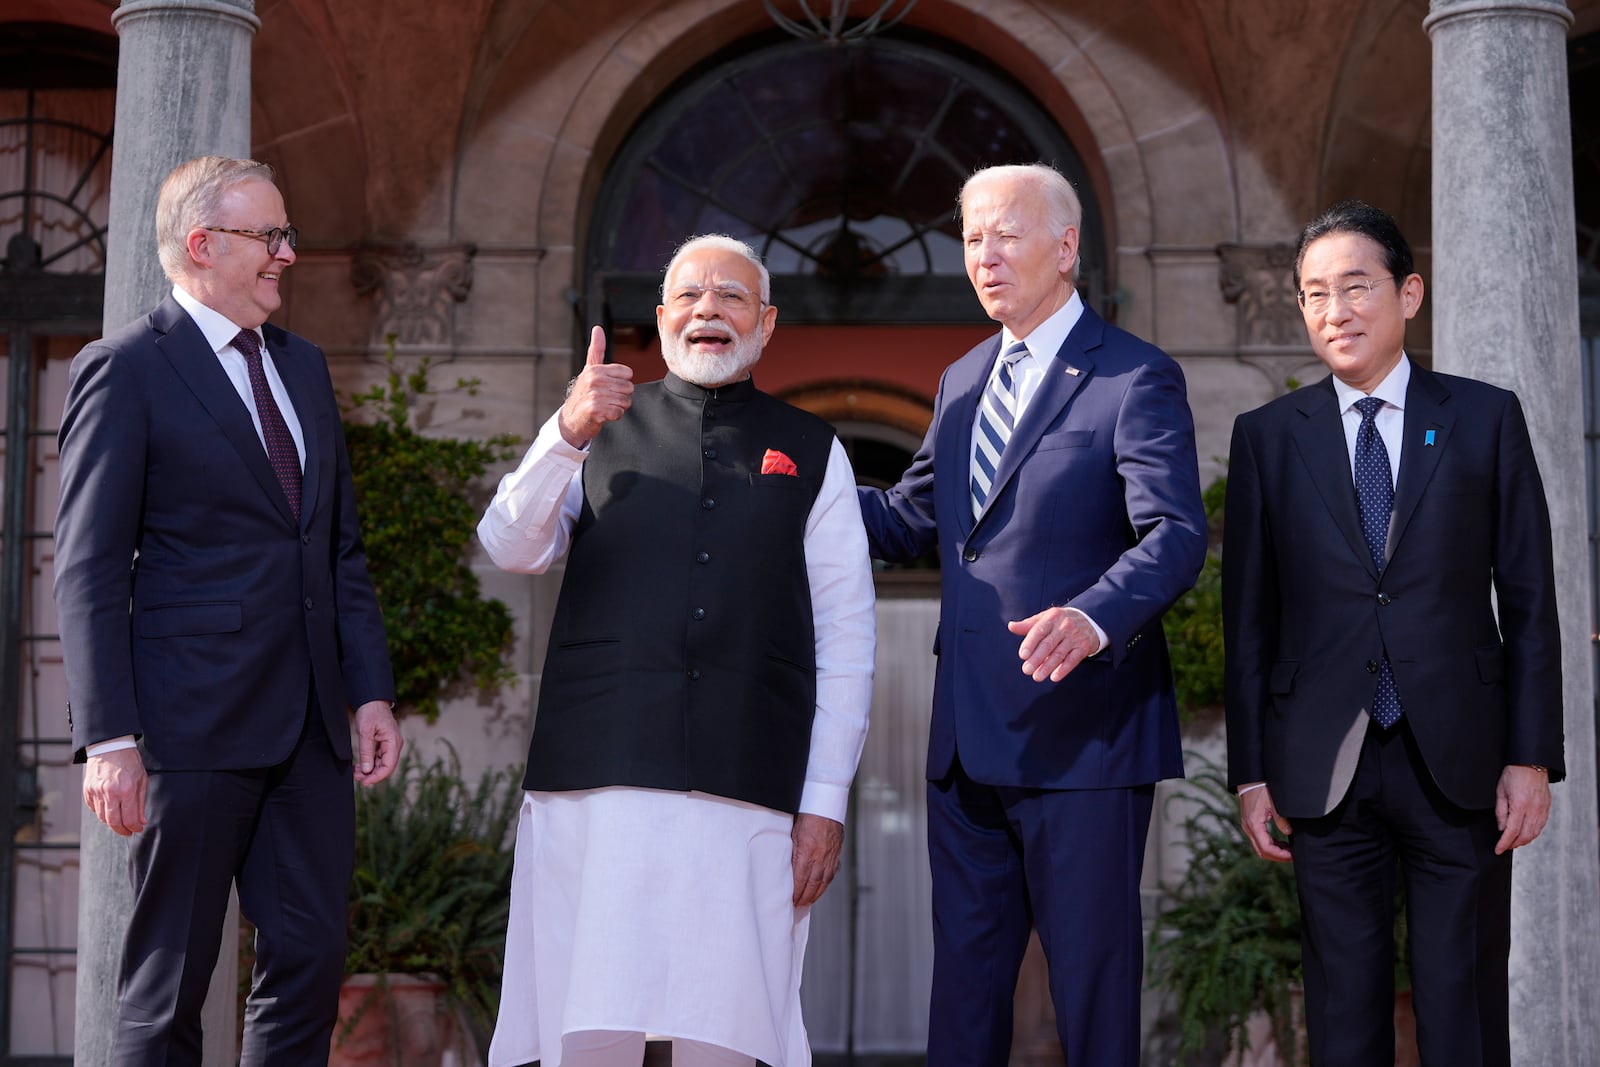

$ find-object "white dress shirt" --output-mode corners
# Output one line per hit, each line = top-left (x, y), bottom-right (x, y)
(1330, 354), (1410, 489)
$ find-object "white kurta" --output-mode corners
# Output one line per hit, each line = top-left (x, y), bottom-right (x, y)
(478, 406), (876, 1067)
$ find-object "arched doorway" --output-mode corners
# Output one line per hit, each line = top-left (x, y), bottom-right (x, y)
(0, 19), (115, 1061)
(584, 30), (1102, 1060)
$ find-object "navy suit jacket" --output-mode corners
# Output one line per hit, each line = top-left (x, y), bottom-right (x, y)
(858, 305), (1207, 789)
(1222, 367), (1564, 817)
(55, 295), (394, 769)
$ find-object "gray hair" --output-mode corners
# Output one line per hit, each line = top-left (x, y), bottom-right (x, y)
(661, 233), (771, 303)
(156, 156), (276, 281)
(960, 163), (1083, 242)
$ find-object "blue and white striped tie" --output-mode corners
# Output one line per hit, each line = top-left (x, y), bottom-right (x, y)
(971, 341), (1028, 517)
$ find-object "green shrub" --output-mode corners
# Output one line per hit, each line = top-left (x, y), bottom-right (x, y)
(346, 746), (522, 1041)
(344, 347), (520, 721)
(1163, 476), (1226, 720)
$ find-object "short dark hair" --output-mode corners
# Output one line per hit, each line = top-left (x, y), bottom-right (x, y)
(1293, 199), (1414, 289)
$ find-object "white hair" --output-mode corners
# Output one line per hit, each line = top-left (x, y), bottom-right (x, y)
(661, 233), (771, 303)
(960, 163), (1082, 241)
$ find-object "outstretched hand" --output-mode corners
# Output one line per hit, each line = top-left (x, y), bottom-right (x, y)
(1008, 607), (1099, 682)
(558, 326), (633, 448)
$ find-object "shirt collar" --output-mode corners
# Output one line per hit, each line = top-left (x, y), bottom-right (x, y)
(171, 284), (262, 355)
(1002, 288), (1085, 364)
(1332, 353), (1411, 416)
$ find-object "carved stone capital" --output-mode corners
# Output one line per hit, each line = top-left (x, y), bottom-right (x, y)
(350, 243), (476, 346)
(1218, 243), (1302, 347)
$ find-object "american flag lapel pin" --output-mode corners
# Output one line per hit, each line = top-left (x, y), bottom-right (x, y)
(1064, 365), (1081, 377)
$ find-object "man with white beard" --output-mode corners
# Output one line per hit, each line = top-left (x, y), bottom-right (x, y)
(478, 234), (876, 1067)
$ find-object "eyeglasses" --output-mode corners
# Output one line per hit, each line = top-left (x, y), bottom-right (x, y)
(1297, 276), (1394, 314)
(666, 285), (762, 312)
(202, 225), (298, 257)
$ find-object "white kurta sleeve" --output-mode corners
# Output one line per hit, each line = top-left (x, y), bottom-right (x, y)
(797, 438), (876, 823)
(477, 413), (587, 574)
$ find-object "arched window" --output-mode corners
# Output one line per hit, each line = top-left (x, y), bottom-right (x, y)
(587, 33), (1106, 331)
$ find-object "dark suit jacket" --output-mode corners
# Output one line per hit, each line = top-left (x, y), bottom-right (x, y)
(858, 304), (1207, 789)
(1222, 366), (1564, 817)
(55, 294), (395, 769)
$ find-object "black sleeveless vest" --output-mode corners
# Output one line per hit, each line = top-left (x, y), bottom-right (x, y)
(524, 372), (836, 814)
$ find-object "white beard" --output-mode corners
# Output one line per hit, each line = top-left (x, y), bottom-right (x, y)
(661, 322), (763, 387)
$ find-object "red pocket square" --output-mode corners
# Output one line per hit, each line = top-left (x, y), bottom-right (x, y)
(761, 449), (799, 476)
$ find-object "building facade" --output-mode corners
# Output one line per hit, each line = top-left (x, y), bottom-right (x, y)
(2, 0), (1597, 1061)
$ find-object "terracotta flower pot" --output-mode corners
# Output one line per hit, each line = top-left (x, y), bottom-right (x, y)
(329, 973), (456, 1067)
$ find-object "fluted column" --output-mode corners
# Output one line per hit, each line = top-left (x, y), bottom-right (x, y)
(81, 4), (258, 1063)
(1424, 2), (1600, 1064)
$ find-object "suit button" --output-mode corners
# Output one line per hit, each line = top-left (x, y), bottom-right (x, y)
(1366, 660), (1379, 673)
(304, 597), (314, 611)
(1377, 593), (1392, 606)
(702, 498), (715, 510)
(302, 535), (312, 545)
(687, 668), (702, 680)
(963, 548), (978, 563)
(692, 607), (707, 621)
(696, 551), (710, 564)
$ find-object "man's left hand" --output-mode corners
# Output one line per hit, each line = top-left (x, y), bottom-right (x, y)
(1493, 764), (1551, 855)
(1008, 607), (1100, 682)
(791, 813), (844, 907)
(353, 700), (403, 786)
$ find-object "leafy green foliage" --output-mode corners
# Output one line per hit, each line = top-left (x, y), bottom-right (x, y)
(1149, 757), (1305, 1062)
(344, 349), (520, 721)
(346, 747), (522, 1041)
(1163, 476), (1227, 719)
(1149, 756), (1410, 1062)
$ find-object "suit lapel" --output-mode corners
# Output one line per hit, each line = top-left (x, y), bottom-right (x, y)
(152, 297), (299, 529)
(976, 309), (1095, 524)
(945, 338), (998, 535)
(265, 326), (325, 530)
(1388, 366), (1453, 556)
(1290, 377), (1377, 580)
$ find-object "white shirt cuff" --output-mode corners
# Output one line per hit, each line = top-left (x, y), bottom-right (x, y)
(86, 736), (137, 757)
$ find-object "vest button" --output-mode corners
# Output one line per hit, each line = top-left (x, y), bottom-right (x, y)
(696, 551), (710, 564)
(692, 607), (707, 620)
(1366, 660), (1379, 673)
(702, 498), (715, 510)
(704, 448), (717, 459)
(687, 668), (702, 680)
(963, 548), (978, 563)
(304, 596), (314, 611)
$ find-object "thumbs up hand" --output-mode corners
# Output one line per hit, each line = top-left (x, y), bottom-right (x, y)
(558, 325), (634, 448)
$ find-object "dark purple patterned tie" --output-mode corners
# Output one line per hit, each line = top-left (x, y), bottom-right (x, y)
(231, 329), (302, 521)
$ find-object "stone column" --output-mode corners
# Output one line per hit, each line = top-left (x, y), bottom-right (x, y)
(81, 4), (258, 1063)
(1424, 2), (1600, 1064)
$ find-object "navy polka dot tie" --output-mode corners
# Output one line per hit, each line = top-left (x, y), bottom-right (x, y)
(1353, 395), (1402, 728)
(232, 330), (302, 522)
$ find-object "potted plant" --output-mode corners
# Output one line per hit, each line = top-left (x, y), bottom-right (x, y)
(1148, 756), (1413, 1066)
(333, 746), (522, 1066)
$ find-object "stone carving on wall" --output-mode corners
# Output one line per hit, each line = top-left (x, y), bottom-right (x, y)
(350, 243), (476, 346)
(1218, 243), (1302, 347)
